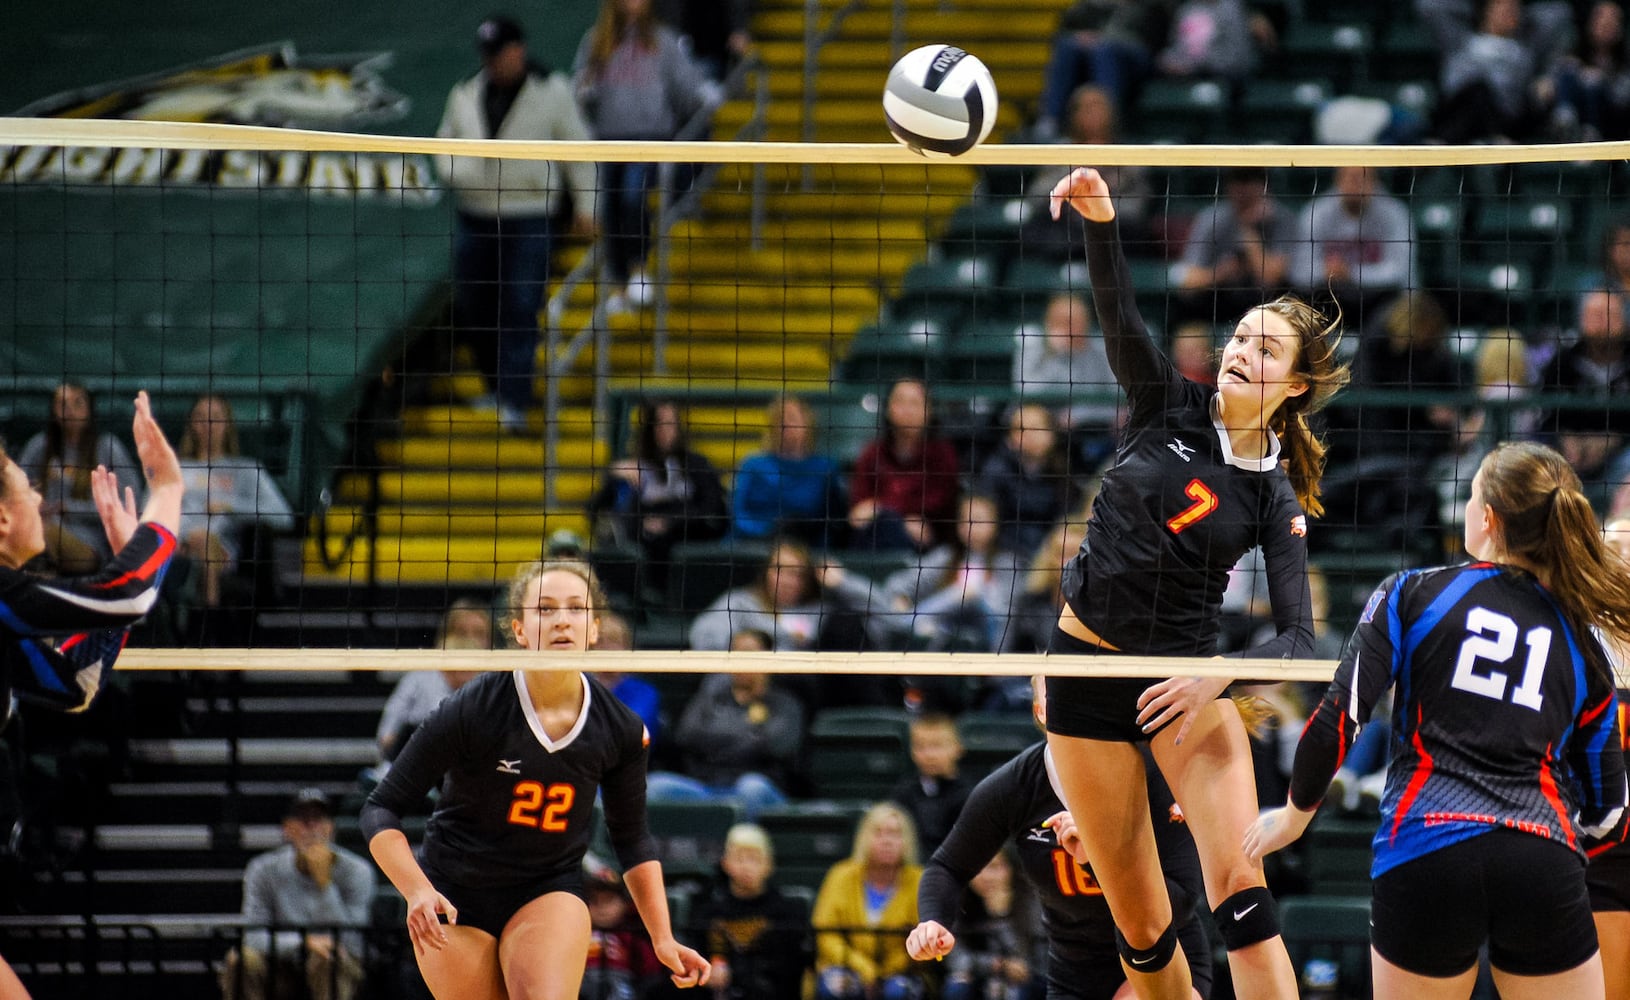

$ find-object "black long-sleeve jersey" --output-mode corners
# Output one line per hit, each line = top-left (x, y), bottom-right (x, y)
(917, 743), (1202, 965)
(0, 523), (176, 725)
(1290, 564), (1627, 878)
(1062, 219), (1313, 660)
(361, 670), (657, 888)
(1588, 686), (1630, 863)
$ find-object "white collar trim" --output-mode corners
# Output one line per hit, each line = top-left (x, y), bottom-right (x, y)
(512, 670), (591, 753)
(1210, 394), (1280, 473)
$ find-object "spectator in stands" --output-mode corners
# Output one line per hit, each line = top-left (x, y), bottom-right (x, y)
(438, 15), (597, 434)
(19, 382), (141, 573)
(1153, 0), (1272, 86)
(176, 394), (295, 608)
(1541, 1), (1630, 141)
(374, 600), (488, 767)
(689, 539), (825, 650)
(574, 0), (720, 312)
(812, 802), (927, 1000)
(1033, 0), (1175, 133)
(654, 0), (752, 82)
(1584, 216), (1630, 297)
(974, 404), (1083, 560)
(889, 714), (973, 859)
(829, 495), (1023, 653)
(1288, 165), (1414, 326)
(582, 867), (666, 1000)
(220, 789), (375, 1000)
(647, 663), (802, 817)
(1344, 290), (1465, 468)
(692, 823), (808, 1000)
(1540, 289), (1630, 499)
(1427, 0), (1556, 143)
(732, 395), (846, 549)
(1168, 322), (1218, 385)
(1012, 292), (1119, 467)
(938, 850), (1043, 1000)
(1002, 517), (1091, 658)
(591, 610), (664, 746)
(1431, 327), (1540, 540)
(1020, 85), (1151, 255)
(848, 379), (959, 553)
(1172, 165), (1297, 326)
(589, 399), (729, 573)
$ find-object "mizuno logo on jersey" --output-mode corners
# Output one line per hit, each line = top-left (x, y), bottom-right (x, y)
(496, 759), (523, 774)
(1167, 438), (1196, 462)
(1026, 826), (1055, 843)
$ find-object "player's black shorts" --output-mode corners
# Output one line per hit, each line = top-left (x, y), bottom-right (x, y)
(1588, 845), (1630, 912)
(1045, 627), (1227, 742)
(1044, 915), (1213, 1000)
(1371, 828), (1597, 977)
(425, 865), (585, 939)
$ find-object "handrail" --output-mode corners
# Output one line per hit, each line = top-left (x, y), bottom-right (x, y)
(801, 0), (872, 187)
(539, 55), (771, 504)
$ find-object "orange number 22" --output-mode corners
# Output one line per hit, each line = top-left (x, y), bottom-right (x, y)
(507, 781), (576, 832)
(1166, 479), (1218, 535)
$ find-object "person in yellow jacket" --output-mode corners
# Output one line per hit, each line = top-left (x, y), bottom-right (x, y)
(812, 802), (929, 1000)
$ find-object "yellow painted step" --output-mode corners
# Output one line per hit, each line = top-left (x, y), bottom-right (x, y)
(758, 39), (1055, 70)
(710, 161), (978, 190)
(338, 469), (598, 506)
(711, 99), (1022, 134)
(320, 506), (591, 539)
(379, 435), (608, 470)
(401, 405), (599, 437)
(303, 534), (592, 587)
(560, 339), (831, 379)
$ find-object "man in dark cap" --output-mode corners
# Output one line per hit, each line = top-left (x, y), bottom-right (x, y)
(437, 14), (597, 434)
(220, 789), (376, 1000)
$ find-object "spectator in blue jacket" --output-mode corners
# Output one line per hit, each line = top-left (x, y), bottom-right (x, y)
(733, 395), (845, 548)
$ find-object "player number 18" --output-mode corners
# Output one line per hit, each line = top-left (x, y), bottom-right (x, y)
(1450, 607), (1550, 712)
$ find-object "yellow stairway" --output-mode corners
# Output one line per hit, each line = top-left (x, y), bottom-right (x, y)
(306, 0), (1070, 588)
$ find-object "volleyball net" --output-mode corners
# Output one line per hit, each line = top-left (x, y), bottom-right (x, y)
(6, 117), (1630, 680)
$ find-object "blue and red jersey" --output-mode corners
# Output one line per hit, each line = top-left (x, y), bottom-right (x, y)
(1290, 563), (1627, 877)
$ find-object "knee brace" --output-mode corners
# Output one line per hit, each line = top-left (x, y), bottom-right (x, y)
(1114, 921), (1180, 973)
(1211, 886), (1281, 951)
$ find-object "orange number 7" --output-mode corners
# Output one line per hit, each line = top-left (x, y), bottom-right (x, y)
(1166, 479), (1218, 535)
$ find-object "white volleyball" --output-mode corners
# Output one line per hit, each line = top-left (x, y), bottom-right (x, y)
(883, 44), (998, 157)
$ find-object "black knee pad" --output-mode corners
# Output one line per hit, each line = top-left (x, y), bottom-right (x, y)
(1115, 921), (1179, 973)
(1212, 886), (1280, 951)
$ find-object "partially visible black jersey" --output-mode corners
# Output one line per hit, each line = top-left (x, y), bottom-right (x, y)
(1290, 564), (1627, 878)
(362, 670), (657, 888)
(1062, 219), (1313, 660)
(917, 742), (1202, 964)
(0, 523), (177, 724)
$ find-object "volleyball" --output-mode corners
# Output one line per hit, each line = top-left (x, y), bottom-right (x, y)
(883, 44), (997, 157)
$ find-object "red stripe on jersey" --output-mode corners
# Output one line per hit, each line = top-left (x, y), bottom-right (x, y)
(95, 530), (177, 591)
(1537, 745), (1576, 850)
(1389, 706), (1434, 847)
(60, 634), (83, 651)
(1578, 695), (1612, 730)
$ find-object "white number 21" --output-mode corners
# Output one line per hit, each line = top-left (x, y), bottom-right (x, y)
(1450, 607), (1549, 711)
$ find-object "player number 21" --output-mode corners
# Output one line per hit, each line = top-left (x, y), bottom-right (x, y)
(1450, 607), (1550, 711)
(508, 781), (575, 832)
(1166, 479), (1219, 535)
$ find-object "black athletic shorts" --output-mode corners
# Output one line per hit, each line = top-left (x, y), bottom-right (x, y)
(1588, 847), (1630, 912)
(425, 865), (585, 939)
(1045, 627), (1227, 742)
(1371, 828), (1597, 977)
(1044, 915), (1213, 1000)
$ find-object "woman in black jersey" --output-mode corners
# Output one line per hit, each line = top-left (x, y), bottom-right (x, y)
(1247, 442), (1630, 1000)
(906, 679), (1210, 1000)
(1593, 516), (1630, 998)
(1044, 168), (1348, 1000)
(0, 390), (185, 1000)
(362, 558), (709, 1000)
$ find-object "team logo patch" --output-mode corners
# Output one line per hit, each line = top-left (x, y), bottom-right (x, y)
(1168, 803), (1186, 825)
(641, 725), (651, 748)
(1359, 586), (1387, 624)
(1290, 515), (1307, 537)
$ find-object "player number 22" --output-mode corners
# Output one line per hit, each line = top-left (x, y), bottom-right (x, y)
(508, 781), (575, 832)
(1450, 607), (1550, 712)
(1166, 479), (1219, 535)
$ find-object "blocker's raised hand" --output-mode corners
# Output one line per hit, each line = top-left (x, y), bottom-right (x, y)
(1049, 167), (1116, 223)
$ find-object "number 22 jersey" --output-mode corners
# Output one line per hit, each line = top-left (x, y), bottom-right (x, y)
(1291, 563), (1627, 877)
(362, 670), (657, 888)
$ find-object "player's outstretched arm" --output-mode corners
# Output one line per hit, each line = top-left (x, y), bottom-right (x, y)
(625, 860), (711, 989)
